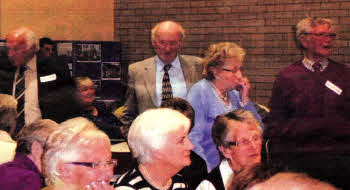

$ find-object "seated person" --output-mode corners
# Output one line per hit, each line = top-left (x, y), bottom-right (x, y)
(0, 119), (58, 190)
(75, 77), (123, 139)
(42, 117), (116, 190)
(114, 108), (193, 190)
(161, 98), (208, 190)
(197, 109), (263, 190)
(0, 94), (18, 164)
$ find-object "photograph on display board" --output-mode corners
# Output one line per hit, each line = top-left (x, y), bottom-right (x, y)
(101, 62), (121, 80)
(75, 62), (101, 80)
(76, 43), (101, 62)
(57, 42), (73, 64)
(102, 42), (121, 62)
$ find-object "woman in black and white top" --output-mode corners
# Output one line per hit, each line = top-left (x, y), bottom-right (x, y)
(114, 108), (193, 190)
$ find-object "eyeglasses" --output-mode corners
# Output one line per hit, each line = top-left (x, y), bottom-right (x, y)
(225, 135), (262, 148)
(303, 32), (336, 39)
(66, 159), (118, 169)
(222, 68), (239, 73)
(157, 40), (180, 48)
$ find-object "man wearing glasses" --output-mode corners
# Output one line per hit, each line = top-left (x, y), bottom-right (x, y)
(265, 17), (350, 189)
(119, 20), (203, 137)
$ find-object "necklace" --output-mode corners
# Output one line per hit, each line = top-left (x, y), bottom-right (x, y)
(139, 164), (172, 190)
(209, 81), (229, 102)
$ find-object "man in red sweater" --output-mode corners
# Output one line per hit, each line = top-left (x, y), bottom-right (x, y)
(265, 17), (350, 189)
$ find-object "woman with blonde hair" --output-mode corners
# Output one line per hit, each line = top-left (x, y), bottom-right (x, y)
(187, 42), (262, 172)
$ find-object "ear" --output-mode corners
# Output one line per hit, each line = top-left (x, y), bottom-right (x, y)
(31, 140), (43, 158)
(219, 145), (233, 160)
(299, 35), (309, 49)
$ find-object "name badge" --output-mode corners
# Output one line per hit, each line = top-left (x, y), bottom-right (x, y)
(325, 80), (342, 95)
(40, 74), (57, 83)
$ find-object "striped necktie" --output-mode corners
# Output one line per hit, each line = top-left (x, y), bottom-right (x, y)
(161, 64), (173, 103)
(15, 66), (26, 134)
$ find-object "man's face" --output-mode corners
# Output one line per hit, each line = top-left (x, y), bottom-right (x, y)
(221, 121), (262, 171)
(6, 34), (35, 67)
(302, 24), (335, 60)
(152, 27), (182, 64)
(41, 44), (53, 58)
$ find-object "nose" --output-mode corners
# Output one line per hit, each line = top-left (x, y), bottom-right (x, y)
(186, 137), (194, 150)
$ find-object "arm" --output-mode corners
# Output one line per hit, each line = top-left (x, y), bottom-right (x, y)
(119, 65), (138, 137)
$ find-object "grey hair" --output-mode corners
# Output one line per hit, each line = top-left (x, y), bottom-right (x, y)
(128, 108), (190, 164)
(0, 94), (17, 133)
(295, 17), (334, 49)
(8, 27), (39, 52)
(43, 117), (110, 185)
(151, 20), (185, 42)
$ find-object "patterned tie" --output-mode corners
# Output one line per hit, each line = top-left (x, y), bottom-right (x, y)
(312, 62), (322, 73)
(161, 64), (173, 103)
(14, 66), (26, 134)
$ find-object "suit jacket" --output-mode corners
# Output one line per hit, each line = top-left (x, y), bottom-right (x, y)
(0, 55), (81, 125)
(120, 55), (203, 128)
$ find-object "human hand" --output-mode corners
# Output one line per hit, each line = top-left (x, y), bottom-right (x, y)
(238, 77), (250, 106)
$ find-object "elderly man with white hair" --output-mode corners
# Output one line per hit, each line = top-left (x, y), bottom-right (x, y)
(0, 27), (80, 135)
(114, 108), (194, 190)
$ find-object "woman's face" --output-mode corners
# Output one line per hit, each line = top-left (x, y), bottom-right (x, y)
(78, 81), (96, 106)
(61, 140), (114, 188)
(213, 57), (243, 90)
(221, 121), (262, 171)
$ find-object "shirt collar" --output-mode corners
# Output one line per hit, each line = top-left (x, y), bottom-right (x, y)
(155, 55), (181, 71)
(25, 55), (37, 72)
(302, 56), (328, 72)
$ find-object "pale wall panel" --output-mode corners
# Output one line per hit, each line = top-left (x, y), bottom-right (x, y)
(1, 0), (114, 41)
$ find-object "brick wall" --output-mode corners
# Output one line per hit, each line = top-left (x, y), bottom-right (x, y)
(114, 0), (350, 106)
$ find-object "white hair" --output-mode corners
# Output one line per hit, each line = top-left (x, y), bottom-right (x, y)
(43, 117), (110, 185)
(128, 108), (190, 164)
(9, 27), (39, 52)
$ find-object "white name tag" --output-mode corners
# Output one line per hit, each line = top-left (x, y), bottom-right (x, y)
(40, 74), (57, 83)
(325, 80), (342, 95)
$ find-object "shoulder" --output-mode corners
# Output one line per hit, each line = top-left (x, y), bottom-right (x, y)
(0, 164), (41, 189)
(180, 55), (202, 63)
(129, 57), (155, 71)
(114, 168), (145, 189)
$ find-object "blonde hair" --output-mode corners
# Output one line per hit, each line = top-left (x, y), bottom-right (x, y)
(203, 42), (246, 80)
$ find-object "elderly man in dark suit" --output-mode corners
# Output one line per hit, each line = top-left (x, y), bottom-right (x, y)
(0, 27), (80, 135)
(120, 20), (203, 136)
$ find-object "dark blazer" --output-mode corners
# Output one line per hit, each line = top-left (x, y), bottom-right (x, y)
(0, 55), (81, 124)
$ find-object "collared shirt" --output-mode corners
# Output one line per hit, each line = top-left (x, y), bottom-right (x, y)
(155, 55), (187, 106)
(196, 159), (233, 190)
(13, 56), (42, 125)
(302, 57), (329, 72)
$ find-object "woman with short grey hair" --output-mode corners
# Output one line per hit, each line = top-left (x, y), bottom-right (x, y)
(42, 117), (116, 190)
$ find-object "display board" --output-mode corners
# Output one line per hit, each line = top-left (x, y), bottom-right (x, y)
(0, 40), (124, 105)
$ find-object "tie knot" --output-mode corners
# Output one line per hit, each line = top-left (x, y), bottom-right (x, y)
(19, 66), (27, 74)
(163, 64), (172, 72)
(312, 62), (322, 72)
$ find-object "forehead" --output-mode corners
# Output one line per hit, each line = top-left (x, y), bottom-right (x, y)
(226, 120), (260, 140)
(312, 24), (333, 33)
(6, 33), (27, 48)
(223, 57), (242, 67)
(156, 25), (181, 41)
